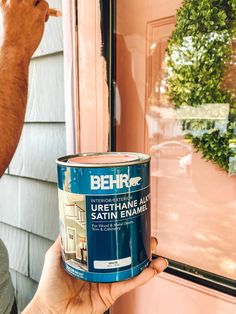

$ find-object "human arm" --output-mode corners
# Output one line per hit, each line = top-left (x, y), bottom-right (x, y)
(23, 237), (168, 314)
(0, 0), (49, 176)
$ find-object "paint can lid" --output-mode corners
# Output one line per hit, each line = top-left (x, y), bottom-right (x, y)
(68, 153), (139, 164)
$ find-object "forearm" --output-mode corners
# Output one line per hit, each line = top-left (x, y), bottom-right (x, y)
(0, 43), (30, 176)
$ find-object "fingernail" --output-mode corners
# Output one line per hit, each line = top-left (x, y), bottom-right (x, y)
(153, 237), (158, 246)
(150, 237), (158, 251)
(164, 258), (168, 268)
(48, 8), (62, 17)
(155, 257), (169, 274)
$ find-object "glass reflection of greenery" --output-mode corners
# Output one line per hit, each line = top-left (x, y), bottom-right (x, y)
(166, 0), (236, 173)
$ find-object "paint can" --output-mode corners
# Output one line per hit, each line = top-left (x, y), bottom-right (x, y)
(56, 152), (151, 282)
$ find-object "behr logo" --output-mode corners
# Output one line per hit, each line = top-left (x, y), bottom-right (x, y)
(91, 174), (142, 190)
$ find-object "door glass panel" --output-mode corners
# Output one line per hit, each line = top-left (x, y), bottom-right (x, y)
(115, 0), (236, 283)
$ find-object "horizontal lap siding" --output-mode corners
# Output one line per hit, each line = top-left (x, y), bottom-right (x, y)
(0, 0), (65, 310)
(0, 223), (28, 276)
(29, 234), (54, 282)
(9, 123), (66, 182)
(0, 175), (59, 240)
(9, 269), (38, 312)
(19, 179), (59, 240)
(15, 273), (38, 312)
(0, 176), (19, 226)
(26, 53), (65, 122)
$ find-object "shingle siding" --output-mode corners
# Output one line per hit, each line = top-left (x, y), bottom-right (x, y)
(9, 269), (17, 291)
(9, 123), (66, 182)
(0, 0), (65, 310)
(15, 273), (38, 313)
(29, 234), (53, 282)
(0, 176), (59, 240)
(0, 176), (20, 227)
(19, 179), (59, 240)
(26, 53), (65, 122)
(0, 223), (28, 276)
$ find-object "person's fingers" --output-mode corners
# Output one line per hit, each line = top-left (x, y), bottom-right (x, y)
(0, 0), (7, 8)
(151, 237), (158, 251)
(45, 9), (61, 22)
(44, 236), (61, 263)
(151, 257), (168, 274)
(48, 8), (62, 17)
(0, 0), (7, 6)
(36, 0), (48, 11)
(111, 257), (168, 300)
(50, 236), (61, 254)
(35, 0), (48, 20)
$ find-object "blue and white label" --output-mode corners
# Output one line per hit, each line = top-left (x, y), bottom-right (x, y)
(57, 162), (151, 282)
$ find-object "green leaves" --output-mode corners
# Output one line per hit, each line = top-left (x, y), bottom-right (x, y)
(166, 0), (236, 172)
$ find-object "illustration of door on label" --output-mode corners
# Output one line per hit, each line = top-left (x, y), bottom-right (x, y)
(58, 189), (88, 271)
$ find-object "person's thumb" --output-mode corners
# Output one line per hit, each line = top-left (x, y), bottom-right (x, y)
(112, 257), (168, 300)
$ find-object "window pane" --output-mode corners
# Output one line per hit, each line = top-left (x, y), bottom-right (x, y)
(115, 0), (236, 281)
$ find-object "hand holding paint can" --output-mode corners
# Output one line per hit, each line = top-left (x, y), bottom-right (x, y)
(56, 152), (151, 282)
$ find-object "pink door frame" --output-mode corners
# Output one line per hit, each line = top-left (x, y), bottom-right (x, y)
(62, 0), (109, 155)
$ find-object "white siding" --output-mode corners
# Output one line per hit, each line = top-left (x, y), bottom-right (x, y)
(19, 179), (59, 240)
(0, 223), (28, 276)
(0, 175), (59, 240)
(9, 124), (66, 182)
(26, 53), (65, 122)
(9, 269), (17, 291)
(0, 176), (20, 227)
(29, 234), (53, 282)
(16, 273), (38, 312)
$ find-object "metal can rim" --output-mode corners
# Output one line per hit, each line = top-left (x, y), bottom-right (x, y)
(56, 152), (151, 168)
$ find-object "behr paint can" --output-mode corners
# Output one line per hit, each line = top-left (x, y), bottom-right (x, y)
(56, 152), (151, 282)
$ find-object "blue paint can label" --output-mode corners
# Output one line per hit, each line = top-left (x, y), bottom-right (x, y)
(57, 153), (151, 282)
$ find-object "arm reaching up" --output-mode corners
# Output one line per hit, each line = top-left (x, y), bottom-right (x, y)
(0, 0), (49, 176)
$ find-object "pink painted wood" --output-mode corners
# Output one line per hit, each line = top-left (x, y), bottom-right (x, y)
(111, 273), (236, 314)
(62, 0), (78, 154)
(76, 0), (109, 153)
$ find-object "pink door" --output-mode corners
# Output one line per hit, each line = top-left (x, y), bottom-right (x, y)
(112, 0), (236, 313)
